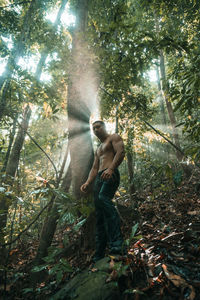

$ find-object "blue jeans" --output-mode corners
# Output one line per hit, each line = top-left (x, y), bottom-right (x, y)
(93, 169), (123, 259)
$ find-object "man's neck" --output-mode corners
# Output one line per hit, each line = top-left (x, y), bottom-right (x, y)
(99, 133), (109, 143)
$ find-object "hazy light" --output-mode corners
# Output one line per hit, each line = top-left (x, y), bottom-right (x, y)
(0, 36), (13, 74)
(90, 108), (100, 123)
(18, 56), (38, 73)
(40, 72), (52, 82)
(1, 35), (13, 50)
(147, 69), (157, 82)
(105, 121), (115, 134)
(0, 59), (7, 75)
(16, 54), (52, 82)
(45, 3), (76, 28)
(61, 12), (76, 27)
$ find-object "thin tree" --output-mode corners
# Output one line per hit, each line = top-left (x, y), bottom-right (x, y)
(1, 115), (18, 172)
(35, 0), (68, 80)
(159, 51), (183, 161)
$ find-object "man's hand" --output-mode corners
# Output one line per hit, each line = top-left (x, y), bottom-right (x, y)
(101, 168), (113, 180)
(80, 182), (90, 193)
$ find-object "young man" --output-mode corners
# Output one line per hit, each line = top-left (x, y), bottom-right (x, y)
(80, 120), (125, 262)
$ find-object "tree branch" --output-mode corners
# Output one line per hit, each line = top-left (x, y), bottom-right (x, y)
(143, 119), (185, 156)
(0, 198), (53, 247)
(100, 86), (185, 157)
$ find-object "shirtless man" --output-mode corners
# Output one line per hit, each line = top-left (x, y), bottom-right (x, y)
(80, 120), (125, 262)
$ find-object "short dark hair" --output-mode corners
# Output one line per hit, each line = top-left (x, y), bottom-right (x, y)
(92, 120), (106, 127)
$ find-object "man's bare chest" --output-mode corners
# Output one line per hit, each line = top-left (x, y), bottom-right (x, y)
(97, 140), (114, 157)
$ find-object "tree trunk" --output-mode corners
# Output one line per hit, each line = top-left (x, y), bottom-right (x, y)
(34, 163), (72, 266)
(1, 115), (18, 172)
(126, 127), (136, 201)
(5, 106), (31, 179)
(115, 105), (119, 134)
(35, 0), (68, 80)
(155, 64), (170, 158)
(159, 51), (183, 161)
(127, 151), (135, 199)
(68, 0), (94, 199)
(156, 65), (167, 126)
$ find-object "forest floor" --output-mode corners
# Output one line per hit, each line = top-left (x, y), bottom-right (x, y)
(1, 174), (200, 300)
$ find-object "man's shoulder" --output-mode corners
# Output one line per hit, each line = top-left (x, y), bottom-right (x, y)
(110, 133), (122, 141)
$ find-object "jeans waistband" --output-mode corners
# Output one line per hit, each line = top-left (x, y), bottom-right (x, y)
(97, 168), (119, 176)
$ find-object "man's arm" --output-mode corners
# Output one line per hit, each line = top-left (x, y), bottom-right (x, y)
(101, 134), (125, 180)
(109, 134), (125, 170)
(80, 151), (99, 193)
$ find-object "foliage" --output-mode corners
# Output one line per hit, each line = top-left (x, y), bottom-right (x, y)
(0, 0), (200, 296)
(124, 223), (142, 248)
(29, 247), (73, 296)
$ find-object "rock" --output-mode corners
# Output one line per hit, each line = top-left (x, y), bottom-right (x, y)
(51, 257), (120, 300)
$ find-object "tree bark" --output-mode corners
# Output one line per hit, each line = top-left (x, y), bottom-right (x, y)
(1, 115), (18, 173)
(159, 51), (183, 161)
(34, 163), (72, 266)
(127, 151), (135, 198)
(68, 0), (94, 199)
(115, 105), (119, 134)
(5, 106), (31, 179)
(156, 65), (167, 126)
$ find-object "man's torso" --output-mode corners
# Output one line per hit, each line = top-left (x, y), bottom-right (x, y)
(97, 134), (115, 171)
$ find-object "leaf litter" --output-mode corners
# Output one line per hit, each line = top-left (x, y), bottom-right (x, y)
(1, 176), (200, 299)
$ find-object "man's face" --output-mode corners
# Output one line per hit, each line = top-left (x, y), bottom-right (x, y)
(92, 123), (105, 138)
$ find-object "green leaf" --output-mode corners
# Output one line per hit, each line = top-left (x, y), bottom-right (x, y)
(30, 188), (49, 195)
(49, 265), (59, 275)
(52, 108), (59, 114)
(23, 288), (34, 294)
(31, 265), (48, 272)
(56, 270), (63, 284)
(131, 223), (139, 239)
(60, 258), (73, 272)
(63, 234), (69, 247)
(43, 256), (55, 263)
(74, 218), (87, 231)
(133, 234), (143, 240)
(124, 239), (130, 247)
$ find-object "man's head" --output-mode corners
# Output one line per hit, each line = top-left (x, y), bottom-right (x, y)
(92, 120), (107, 140)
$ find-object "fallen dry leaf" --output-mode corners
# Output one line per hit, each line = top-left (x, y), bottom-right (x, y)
(106, 269), (118, 282)
(162, 264), (195, 300)
(90, 268), (98, 273)
(187, 211), (198, 215)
